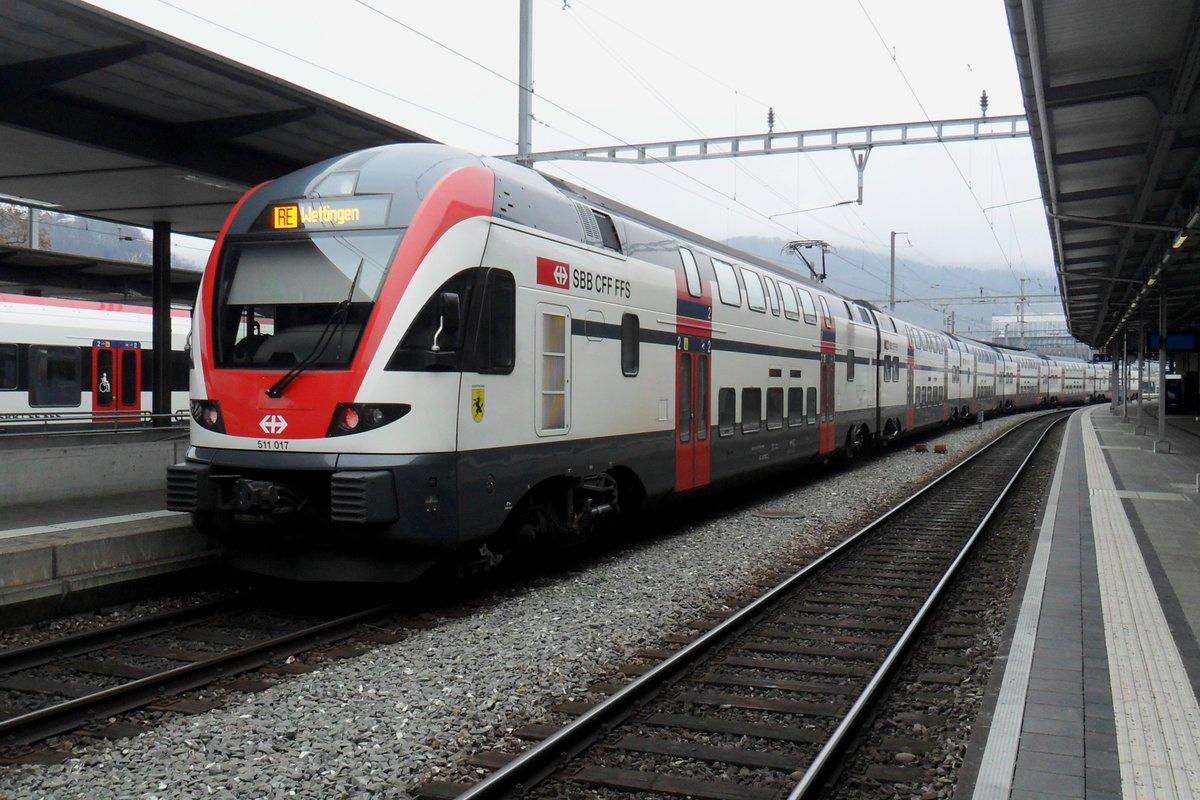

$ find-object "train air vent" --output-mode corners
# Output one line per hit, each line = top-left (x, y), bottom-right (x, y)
(330, 470), (400, 524)
(572, 201), (603, 247)
(167, 463), (213, 512)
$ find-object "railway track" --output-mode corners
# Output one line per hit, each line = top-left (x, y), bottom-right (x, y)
(425, 411), (1069, 800)
(0, 594), (395, 749)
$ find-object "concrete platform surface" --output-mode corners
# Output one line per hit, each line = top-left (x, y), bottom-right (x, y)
(0, 489), (219, 624)
(964, 404), (1200, 799)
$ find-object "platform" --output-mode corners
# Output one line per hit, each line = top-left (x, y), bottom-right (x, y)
(962, 404), (1200, 799)
(0, 489), (219, 625)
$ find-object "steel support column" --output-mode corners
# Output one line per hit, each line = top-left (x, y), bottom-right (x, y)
(152, 220), (171, 427)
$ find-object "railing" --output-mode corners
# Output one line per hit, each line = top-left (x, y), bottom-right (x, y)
(0, 409), (189, 439)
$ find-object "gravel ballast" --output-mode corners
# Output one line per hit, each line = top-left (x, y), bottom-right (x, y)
(0, 414), (1037, 800)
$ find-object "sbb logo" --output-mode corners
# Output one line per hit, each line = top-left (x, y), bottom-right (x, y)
(259, 414), (288, 434)
(536, 257), (570, 290)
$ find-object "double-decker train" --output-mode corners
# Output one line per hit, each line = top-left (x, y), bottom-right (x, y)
(0, 293), (190, 429)
(165, 143), (1110, 581)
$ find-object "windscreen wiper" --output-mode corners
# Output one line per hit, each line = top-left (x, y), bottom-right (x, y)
(265, 259), (363, 399)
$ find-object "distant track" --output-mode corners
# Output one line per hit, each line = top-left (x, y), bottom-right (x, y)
(0, 595), (393, 749)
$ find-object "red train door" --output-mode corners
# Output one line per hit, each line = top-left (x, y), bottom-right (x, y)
(91, 340), (142, 417)
(675, 343), (712, 492)
(817, 298), (837, 454)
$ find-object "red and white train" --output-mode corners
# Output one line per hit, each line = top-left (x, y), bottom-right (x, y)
(165, 143), (1110, 581)
(0, 293), (189, 429)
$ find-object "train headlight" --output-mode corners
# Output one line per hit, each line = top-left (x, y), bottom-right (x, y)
(327, 403), (411, 436)
(190, 399), (225, 433)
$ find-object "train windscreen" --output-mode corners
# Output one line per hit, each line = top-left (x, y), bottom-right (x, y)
(213, 230), (403, 369)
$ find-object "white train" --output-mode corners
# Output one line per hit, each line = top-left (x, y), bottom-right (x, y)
(0, 293), (190, 429)
(164, 143), (1109, 581)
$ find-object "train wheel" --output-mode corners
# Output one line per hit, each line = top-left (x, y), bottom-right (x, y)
(843, 425), (867, 460)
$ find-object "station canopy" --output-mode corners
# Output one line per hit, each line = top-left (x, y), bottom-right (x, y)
(1007, 0), (1200, 350)
(0, 0), (433, 302)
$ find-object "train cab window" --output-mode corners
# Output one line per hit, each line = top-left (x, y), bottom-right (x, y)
(621, 313), (640, 377)
(741, 388), (762, 433)
(797, 289), (817, 325)
(0, 344), (16, 390)
(779, 284), (799, 320)
(766, 387), (783, 430)
(718, 387), (736, 436)
(763, 276), (781, 316)
(29, 345), (81, 407)
(806, 386), (818, 424)
(846, 349), (856, 381)
(740, 268), (767, 312)
(787, 387), (803, 426)
(474, 270), (516, 374)
(712, 259), (741, 307)
(679, 247), (703, 298)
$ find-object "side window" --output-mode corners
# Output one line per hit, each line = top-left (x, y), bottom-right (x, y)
(679, 247), (702, 298)
(806, 386), (818, 424)
(740, 268), (767, 312)
(763, 276), (781, 316)
(678, 353), (692, 444)
(476, 270), (515, 374)
(712, 259), (741, 307)
(0, 343), (17, 390)
(718, 387), (736, 436)
(593, 210), (621, 252)
(780, 284), (799, 320)
(29, 345), (81, 408)
(842, 301), (854, 320)
(621, 313), (639, 377)
(818, 296), (832, 326)
(536, 306), (570, 434)
(857, 306), (872, 325)
(847, 349), (856, 381)
(120, 349), (139, 406)
(797, 288), (817, 324)
(766, 387), (783, 430)
(787, 387), (803, 426)
(697, 354), (709, 442)
(741, 387), (762, 433)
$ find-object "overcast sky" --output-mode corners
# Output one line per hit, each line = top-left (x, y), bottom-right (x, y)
(86, 0), (1056, 308)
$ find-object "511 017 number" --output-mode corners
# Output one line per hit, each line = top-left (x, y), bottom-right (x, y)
(257, 439), (289, 450)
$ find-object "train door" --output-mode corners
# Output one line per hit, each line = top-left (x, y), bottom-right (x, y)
(675, 344), (711, 491)
(817, 296), (836, 454)
(91, 339), (141, 417)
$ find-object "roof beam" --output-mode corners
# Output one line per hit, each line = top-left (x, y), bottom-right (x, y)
(0, 43), (150, 98)
(174, 108), (317, 143)
(1045, 71), (1172, 110)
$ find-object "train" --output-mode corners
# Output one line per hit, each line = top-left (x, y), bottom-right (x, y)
(165, 143), (1111, 581)
(0, 293), (190, 429)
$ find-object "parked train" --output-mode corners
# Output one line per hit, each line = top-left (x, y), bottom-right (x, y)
(165, 143), (1110, 581)
(0, 294), (190, 429)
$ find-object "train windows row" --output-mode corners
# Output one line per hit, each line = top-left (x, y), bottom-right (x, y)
(1, 343), (83, 406)
(687, 248), (823, 328)
(0, 341), (188, 408)
(713, 385), (819, 438)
